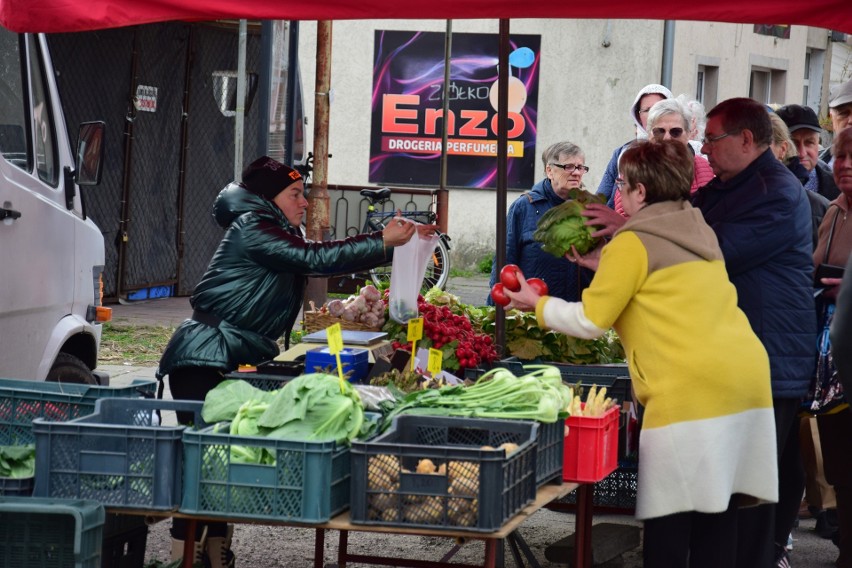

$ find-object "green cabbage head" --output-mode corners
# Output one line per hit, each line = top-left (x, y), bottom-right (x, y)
(533, 189), (606, 257)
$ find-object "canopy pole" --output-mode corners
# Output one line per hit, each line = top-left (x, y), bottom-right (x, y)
(234, 19), (248, 179)
(436, 20), (452, 234)
(495, 19), (510, 352)
(303, 20), (333, 313)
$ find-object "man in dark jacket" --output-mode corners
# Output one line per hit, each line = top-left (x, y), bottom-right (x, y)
(694, 98), (816, 568)
(157, 156), (425, 566)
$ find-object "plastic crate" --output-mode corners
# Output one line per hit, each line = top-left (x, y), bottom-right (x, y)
(563, 405), (619, 483)
(0, 475), (34, 496)
(535, 419), (564, 487)
(101, 514), (148, 568)
(32, 398), (204, 510)
(350, 415), (538, 532)
(558, 461), (638, 513)
(0, 496), (105, 568)
(0, 377), (157, 497)
(180, 424), (350, 523)
(0, 377), (158, 446)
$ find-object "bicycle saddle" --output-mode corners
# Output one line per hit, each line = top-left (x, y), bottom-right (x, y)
(360, 187), (392, 201)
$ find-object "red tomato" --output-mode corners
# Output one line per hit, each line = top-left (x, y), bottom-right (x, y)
(499, 264), (522, 292)
(491, 282), (511, 306)
(527, 277), (549, 296)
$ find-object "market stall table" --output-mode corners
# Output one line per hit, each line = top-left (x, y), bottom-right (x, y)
(111, 482), (597, 568)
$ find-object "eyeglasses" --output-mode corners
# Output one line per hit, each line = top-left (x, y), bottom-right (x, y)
(550, 163), (590, 174)
(638, 108), (653, 115)
(702, 131), (739, 146)
(651, 127), (685, 139)
(615, 178), (627, 189)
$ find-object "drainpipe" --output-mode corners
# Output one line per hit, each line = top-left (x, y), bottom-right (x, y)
(303, 21), (333, 312)
(494, 19), (510, 353)
(661, 21), (675, 89)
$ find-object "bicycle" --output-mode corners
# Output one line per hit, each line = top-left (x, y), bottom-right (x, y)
(294, 153), (452, 292)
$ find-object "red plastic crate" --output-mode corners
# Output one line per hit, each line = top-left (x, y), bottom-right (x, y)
(563, 405), (619, 483)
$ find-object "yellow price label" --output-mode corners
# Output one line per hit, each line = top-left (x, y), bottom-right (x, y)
(326, 323), (343, 354)
(407, 318), (423, 342)
(427, 348), (443, 377)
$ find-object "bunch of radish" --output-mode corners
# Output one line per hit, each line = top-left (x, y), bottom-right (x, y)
(490, 264), (549, 306)
(325, 284), (386, 328)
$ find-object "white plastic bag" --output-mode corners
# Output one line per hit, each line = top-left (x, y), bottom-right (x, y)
(389, 223), (439, 324)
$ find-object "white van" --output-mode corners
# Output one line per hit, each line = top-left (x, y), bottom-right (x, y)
(0, 27), (111, 384)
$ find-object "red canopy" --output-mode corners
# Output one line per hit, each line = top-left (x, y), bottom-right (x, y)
(1, 0), (851, 34)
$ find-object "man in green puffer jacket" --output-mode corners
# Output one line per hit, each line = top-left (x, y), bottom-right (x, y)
(156, 156), (425, 566)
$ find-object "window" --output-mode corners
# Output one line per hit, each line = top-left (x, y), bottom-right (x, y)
(749, 67), (787, 104)
(0, 29), (28, 171)
(28, 34), (58, 186)
(803, 51), (811, 105)
(696, 64), (719, 108)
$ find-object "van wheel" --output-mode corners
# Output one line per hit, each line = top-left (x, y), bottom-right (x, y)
(47, 353), (97, 385)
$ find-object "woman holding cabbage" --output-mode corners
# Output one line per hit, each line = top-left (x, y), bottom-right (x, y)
(487, 140), (593, 303)
(506, 139), (778, 568)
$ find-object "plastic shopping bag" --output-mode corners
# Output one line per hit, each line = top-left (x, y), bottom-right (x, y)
(388, 223), (439, 324)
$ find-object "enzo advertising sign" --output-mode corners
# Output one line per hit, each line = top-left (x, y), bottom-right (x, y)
(369, 30), (540, 189)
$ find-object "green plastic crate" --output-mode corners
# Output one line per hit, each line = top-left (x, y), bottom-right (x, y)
(0, 377), (156, 497)
(32, 398), (204, 510)
(0, 496), (105, 568)
(180, 424), (350, 523)
(350, 415), (538, 532)
(0, 377), (157, 446)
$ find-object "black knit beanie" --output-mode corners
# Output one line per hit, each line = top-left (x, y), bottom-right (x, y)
(241, 156), (302, 200)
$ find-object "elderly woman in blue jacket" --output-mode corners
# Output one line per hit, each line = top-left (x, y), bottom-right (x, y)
(157, 156), (429, 566)
(488, 140), (592, 303)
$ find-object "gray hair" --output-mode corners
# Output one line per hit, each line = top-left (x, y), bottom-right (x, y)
(541, 141), (584, 169)
(647, 98), (692, 132)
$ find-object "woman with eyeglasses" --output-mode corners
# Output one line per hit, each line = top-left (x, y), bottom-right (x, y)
(507, 139), (778, 568)
(487, 140), (593, 303)
(613, 97), (714, 217)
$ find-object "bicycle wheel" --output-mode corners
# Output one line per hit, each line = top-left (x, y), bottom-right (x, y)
(370, 235), (450, 292)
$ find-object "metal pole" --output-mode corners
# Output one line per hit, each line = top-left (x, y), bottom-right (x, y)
(495, 19), (510, 352)
(234, 19), (248, 180)
(436, 20), (452, 233)
(258, 20), (273, 157)
(303, 20), (333, 312)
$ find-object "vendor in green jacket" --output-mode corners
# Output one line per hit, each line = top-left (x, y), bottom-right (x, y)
(157, 155), (426, 566)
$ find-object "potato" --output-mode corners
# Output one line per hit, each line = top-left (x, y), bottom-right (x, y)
(499, 442), (520, 455)
(416, 458), (437, 474)
(446, 460), (479, 481)
(449, 476), (479, 497)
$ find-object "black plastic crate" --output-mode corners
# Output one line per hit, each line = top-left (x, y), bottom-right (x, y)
(0, 476), (34, 497)
(536, 419), (564, 487)
(101, 514), (148, 568)
(558, 461), (638, 513)
(350, 415), (538, 532)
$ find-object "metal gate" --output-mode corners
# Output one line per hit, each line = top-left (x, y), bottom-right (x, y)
(49, 22), (262, 300)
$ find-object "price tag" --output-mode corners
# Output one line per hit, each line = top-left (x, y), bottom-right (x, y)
(427, 348), (443, 377)
(326, 323), (346, 391)
(407, 318), (423, 372)
(407, 318), (423, 341)
(327, 323), (343, 354)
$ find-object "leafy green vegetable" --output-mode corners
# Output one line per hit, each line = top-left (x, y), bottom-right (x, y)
(478, 308), (625, 364)
(201, 379), (277, 423)
(258, 373), (365, 445)
(0, 445), (35, 478)
(380, 366), (574, 430)
(533, 188), (607, 257)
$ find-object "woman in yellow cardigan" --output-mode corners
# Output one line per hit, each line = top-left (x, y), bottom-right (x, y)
(507, 139), (777, 568)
